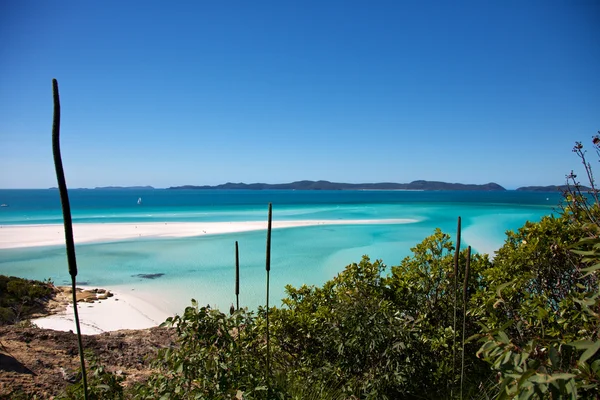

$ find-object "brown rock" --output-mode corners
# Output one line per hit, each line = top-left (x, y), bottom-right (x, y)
(75, 291), (97, 303)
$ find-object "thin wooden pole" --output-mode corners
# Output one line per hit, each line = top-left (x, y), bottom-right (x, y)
(452, 216), (461, 390)
(51, 78), (88, 400)
(235, 241), (240, 311)
(460, 245), (471, 399)
(265, 203), (272, 397)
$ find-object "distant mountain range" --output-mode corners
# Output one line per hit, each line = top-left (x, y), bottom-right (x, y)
(42, 182), (588, 192)
(168, 180), (506, 191)
(515, 185), (592, 192)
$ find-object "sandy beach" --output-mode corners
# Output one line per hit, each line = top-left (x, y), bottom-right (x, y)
(0, 219), (416, 250)
(32, 286), (173, 335)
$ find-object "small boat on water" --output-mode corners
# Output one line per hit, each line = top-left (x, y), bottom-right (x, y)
(137, 197), (142, 205)
(0, 204), (8, 207)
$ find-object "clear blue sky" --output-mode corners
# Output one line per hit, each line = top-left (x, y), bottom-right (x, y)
(1, 1), (598, 189)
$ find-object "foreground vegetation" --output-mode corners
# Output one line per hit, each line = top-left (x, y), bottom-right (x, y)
(15, 136), (600, 399)
(0, 275), (55, 325)
(59, 205), (598, 399)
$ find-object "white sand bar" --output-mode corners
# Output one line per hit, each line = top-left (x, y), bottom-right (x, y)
(0, 219), (417, 250)
(32, 288), (172, 335)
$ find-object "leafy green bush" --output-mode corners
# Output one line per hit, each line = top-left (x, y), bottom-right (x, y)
(134, 301), (268, 400)
(385, 229), (491, 396)
(471, 215), (600, 398)
(272, 256), (423, 399)
(0, 275), (54, 325)
(472, 136), (600, 399)
(471, 214), (594, 342)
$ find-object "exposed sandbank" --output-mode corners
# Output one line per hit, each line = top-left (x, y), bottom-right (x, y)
(32, 286), (172, 335)
(0, 219), (417, 249)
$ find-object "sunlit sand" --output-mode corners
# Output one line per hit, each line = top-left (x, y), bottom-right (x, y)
(0, 219), (418, 249)
(32, 286), (172, 334)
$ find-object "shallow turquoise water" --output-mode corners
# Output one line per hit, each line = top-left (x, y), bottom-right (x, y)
(0, 189), (561, 313)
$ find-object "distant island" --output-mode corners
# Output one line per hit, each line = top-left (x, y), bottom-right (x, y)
(168, 180), (506, 191)
(43, 182), (595, 192)
(516, 185), (592, 192)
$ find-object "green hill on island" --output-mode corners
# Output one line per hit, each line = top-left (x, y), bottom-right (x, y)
(169, 179), (506, 191)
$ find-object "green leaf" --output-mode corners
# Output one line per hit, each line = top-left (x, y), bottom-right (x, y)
(529, 373), (551, 384)
(517, 368), (537, 387)
(518, 385), (534, 400)
(465, 333), (481, 344)
(572, 249), (595, 256)
(569, 340), (596, 349)
(498, 331), (510, 344)
(591, 359), (600, 373)
(547, 373), (576, 382)
(579, 340), (600, 363)
(581, 262), (600, 273)
(549, 346), (560, 367)
(496, 281), (512, 298)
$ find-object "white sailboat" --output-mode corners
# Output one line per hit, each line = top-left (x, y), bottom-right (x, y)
(137, 197), (142, 205)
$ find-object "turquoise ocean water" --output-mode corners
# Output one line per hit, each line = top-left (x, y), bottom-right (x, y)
(0, 189), (561, 314)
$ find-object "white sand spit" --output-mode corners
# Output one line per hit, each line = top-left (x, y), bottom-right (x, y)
(0, 219), (417, 250)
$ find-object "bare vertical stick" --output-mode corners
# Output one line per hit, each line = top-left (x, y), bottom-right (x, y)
(452, 216), (461, 388)
(235, 241), (240, 311)
(265, 203), (272, 397)
(460, 245), (471, 399)
(51, 78), (88, 400)
(234, 240), (241, 376)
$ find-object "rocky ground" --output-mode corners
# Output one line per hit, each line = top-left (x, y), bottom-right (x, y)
(0, 325), (175, 399)
(0, 286), (176, 399)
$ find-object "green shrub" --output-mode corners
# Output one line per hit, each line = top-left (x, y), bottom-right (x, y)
(134, 301), (268, 400)
(272, 256), (422, 399)
(0, 275), (54, 325)
(472, 136), (600, 399)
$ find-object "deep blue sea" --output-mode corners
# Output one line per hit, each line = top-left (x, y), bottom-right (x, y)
(0, 189), (562, 313)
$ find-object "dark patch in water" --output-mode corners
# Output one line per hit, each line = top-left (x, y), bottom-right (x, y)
(133, 273), (165, 280)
